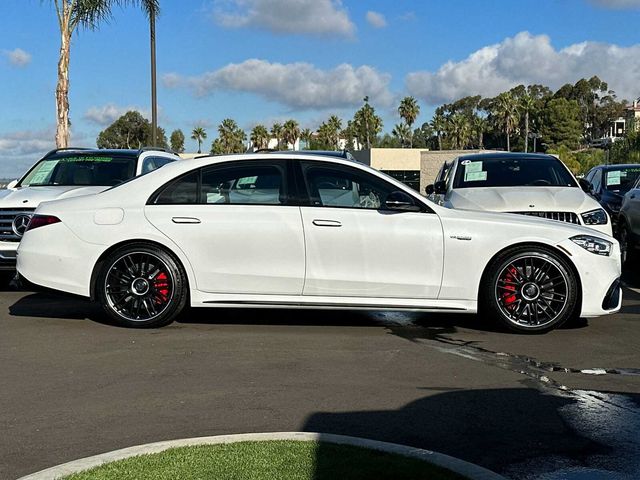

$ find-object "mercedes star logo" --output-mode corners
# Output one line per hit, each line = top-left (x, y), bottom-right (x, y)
(12, 214), (32, 237)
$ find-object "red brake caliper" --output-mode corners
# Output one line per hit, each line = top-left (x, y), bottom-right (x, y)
(153, 272), (170, 304)
(501, 267), (518, 310)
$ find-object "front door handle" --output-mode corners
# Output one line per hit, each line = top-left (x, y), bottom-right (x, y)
(172, 217), (201, 224)
(312, 219), (342, 227)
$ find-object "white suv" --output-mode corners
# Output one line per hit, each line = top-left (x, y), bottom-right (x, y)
(426, 153), (612, 236)
(0, 147), (179, 270)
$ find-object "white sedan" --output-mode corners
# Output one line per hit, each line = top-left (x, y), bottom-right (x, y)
(17, 154), (622, 333)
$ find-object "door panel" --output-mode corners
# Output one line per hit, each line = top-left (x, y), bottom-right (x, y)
(146, 205), (305, 294)
(300, 207), (443, 298)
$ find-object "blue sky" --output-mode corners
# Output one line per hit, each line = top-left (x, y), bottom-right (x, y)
(0, 0), (639, 176)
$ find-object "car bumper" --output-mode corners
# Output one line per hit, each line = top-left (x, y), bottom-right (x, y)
(0, 241), (19, 270)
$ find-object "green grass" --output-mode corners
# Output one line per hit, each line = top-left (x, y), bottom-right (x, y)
(63, 440), (467, 480)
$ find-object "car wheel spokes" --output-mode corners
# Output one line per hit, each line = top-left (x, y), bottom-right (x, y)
(495, 256), (568, 328)
(105, 252), (174, 322)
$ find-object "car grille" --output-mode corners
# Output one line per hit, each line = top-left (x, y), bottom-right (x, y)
(511, 211), (580, 225)
(0, 208), (36, 242)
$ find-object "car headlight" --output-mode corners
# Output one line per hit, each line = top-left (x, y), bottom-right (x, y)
(571, 235), (613, 256)
(581, 208), (608, 225)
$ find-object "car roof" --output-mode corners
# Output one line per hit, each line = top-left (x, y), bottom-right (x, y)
(42, 147), (178, 160)
(596, 163), (640, 171)
(255, 149), (354, 159)
(456, 152), (558, 162)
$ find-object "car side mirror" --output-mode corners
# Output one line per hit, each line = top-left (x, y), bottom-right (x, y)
(578, 178), (591, 193)
(434, 180), (447, 194)
(425, 184), (435, 195)
(385, 191), (421, 212)
(6, 180), (18, 190)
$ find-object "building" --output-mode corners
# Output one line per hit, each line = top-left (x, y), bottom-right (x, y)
(625, 98), (640, 131)
(352, 149), (496, 194)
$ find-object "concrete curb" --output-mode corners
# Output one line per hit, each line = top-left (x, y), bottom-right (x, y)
(18, 432), (508, 480)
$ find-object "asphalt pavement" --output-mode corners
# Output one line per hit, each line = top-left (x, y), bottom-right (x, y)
(1, 273), (640, 480)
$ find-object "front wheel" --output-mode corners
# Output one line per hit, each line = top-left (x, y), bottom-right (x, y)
(96, 244), (188, 328)
(481, 246), (579, 333)
(619, 223), (636, 265)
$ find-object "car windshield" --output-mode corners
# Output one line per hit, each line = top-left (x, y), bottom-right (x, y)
(453, 156), (577, 189)
(19, 154), (137, 187)
(603, 166), (640, 193)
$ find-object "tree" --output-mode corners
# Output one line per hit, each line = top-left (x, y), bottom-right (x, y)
(191, 126), (207, 154)
(392, 123), (411, 147)
(96, 110), (167, 149)
(270, 123), (283, 149)
(169, 129), (185, 153)
(353, 97), (383, 149)
(326, 115), (342, 149)
(398, 96), (420, 147)
(215, 118), (246, 154)
(250, 124), (270, 150)
(472, 115), (487, 149)
(519, 93), (535, 153)
(492, 92), (520, 151)
(540, 98), (582, 150)
(300, 128), (313, 149)
(448, 114), (471, 150)
(430, 111), (446, 151)
(48, 0), (159, 148)
(282, 119), (300, 150)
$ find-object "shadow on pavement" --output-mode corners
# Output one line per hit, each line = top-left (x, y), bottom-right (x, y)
(306, 388), (640, 479)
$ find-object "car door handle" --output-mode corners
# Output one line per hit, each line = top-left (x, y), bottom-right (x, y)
(172, 217), (201, 224)
(312, 219), (342, 227)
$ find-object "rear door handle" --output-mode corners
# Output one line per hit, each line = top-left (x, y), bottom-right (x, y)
(312, 219), (342, 227)
(172, 217), (201, 224)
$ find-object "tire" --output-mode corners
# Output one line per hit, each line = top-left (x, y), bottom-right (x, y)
(96, 243), (188, 328)
(619, 222), (636, 266)
(481, 246), (579, 334)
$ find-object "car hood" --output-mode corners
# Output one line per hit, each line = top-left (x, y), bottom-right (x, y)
(0, 185), (107, 208)
(447, 186), (599, 213)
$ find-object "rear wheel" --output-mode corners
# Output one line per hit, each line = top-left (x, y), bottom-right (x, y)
(619, 223), (636, 265)
(96, 244), (188, 328)
(481, 246), (579, 333)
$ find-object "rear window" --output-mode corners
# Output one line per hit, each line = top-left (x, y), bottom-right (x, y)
(20, 155), (137, 187)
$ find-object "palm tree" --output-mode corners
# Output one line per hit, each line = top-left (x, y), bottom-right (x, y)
(398, 96), (420, 147)
(472, 115), (487, 149)
(392, 123), (411, 148)
(448, 114), (471, 150)
(519, 93), (536, 153)
(300, 128), (313, 149)
(493, 92), (520, 151)
(430, 112), (446, 151)
(191, 126), (207, 154)
(326, 115), (342, 149)
(250, 124), (269, 150)
(48, 0), (159, 148)
(218, 118), (246, 153)
(282, 120), (300, 150)
(270, 123), (283, 149)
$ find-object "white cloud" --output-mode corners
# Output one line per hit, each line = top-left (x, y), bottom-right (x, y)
(84, 104), (150, 126)
(366, 11), (387, 28)
(406, 32), (640, 105)
(0, 129), (55, 178)
(3, 48), (31, 67)
(213, 0), (355, 37)
(163, 59), (393, 110)
(589, 0), (640, 8)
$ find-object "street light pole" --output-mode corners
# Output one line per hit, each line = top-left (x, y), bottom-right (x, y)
(150, 13), (158, 147)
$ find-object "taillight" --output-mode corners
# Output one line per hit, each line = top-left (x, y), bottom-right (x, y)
(25, 215), (61, 233)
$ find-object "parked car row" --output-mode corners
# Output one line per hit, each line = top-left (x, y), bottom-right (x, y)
(11, 149), (622, 334)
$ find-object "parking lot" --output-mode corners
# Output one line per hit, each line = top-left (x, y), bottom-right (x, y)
(1, 271), (639, 480)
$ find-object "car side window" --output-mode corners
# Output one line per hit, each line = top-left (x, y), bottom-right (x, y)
(591, 170), (603, 193)
(302, 163), (395, 210)
(154, 171), (199, 204)
(141, 156), (174, 175)
(201, 164), (285, 205)
(584, 169), (596, 183)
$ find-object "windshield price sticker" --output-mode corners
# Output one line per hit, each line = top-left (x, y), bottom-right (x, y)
(464, 171), (488, 182)
(29, 160), (59, 184)
(60, 157), (113, 163)
(607, 170), (622, 186)
(464, 161), (483, 173)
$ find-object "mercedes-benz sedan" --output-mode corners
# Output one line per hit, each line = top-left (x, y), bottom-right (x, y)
(17, 154), (622, 333)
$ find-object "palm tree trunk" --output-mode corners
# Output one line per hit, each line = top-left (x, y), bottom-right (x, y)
(55, 28), (72, 148)
(438, 133), (442, 151)
(506, 126), (510, 152)
(524, 111), (529, 153)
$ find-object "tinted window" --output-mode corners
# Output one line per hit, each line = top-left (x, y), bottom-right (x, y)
(154, 171), (198, 204)
(303, 164), (395, 210)
(453, 156), (577, 189)
(201, 165), (285, 205)
(20, 154), (137, 187)
(141, 156), (174, 175)
(604, 167), (640, 193)
(591, 170), (603, 193)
